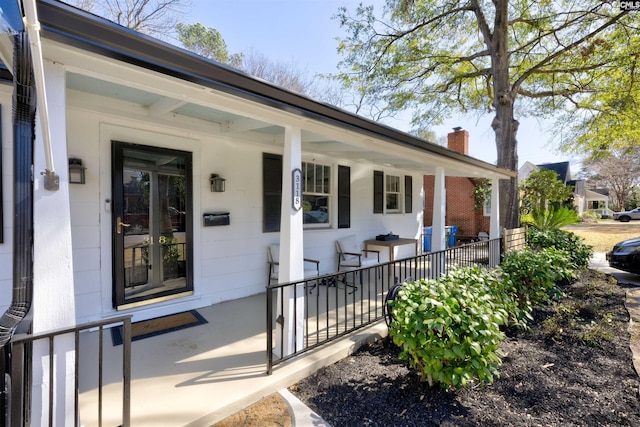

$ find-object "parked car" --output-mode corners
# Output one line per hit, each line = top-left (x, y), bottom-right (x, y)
(612, 208), (640, 222)
(606, 237), (640, 274)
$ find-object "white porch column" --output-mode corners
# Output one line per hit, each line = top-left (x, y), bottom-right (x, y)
(489, 178), (500, 239)
(277, 126), (305, 356)
(32, 61), (76, 425)
(431, 167), (446, 251)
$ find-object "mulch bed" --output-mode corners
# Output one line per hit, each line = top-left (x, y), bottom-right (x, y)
(290, 269), (640, 426)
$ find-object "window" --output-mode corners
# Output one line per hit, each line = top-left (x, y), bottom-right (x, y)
(484, 199), (491, 216)
(483, 183), (492, 216)
(302, 162), (330, 225)
(262, 154), (351, 231)
(374, 171), (412, 214)
(386, 175), (401, 211)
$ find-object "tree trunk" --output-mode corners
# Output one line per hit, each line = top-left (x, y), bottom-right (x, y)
(491, 0), (520, 230)
(492, 111), (520, 229)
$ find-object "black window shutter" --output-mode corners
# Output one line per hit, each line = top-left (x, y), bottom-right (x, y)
(338, 165), (351, 228)
(404, 175), (413, 213)
(373, 170), (384, 213)
(263, 153), (282, 232)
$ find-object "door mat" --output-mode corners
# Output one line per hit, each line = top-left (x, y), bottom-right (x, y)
(111, 310), (208, 346)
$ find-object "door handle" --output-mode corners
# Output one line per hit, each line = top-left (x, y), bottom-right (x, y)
(116, 217), (131, 234)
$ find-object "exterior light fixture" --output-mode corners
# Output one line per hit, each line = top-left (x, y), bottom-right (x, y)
(210, 173), (226, 192)
(68, 158), (86, 184)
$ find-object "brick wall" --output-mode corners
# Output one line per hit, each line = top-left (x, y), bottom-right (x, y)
(423, 129), (489, 241)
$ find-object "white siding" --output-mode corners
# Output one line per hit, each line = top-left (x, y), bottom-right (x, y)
(63, 100), (424, 323)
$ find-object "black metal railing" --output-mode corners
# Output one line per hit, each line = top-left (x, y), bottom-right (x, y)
(8, 316), (132, 427)
(266, 238), (501, 374)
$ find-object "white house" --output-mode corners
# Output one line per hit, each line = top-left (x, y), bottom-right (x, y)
(519, 160), (610, 216)
(0, 0), (514, 424)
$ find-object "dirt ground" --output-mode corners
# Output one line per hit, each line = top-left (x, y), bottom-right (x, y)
(213, 223), (640, 426)
(212, 393), (292, 427)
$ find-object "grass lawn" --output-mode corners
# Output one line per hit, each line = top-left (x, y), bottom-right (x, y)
(562, 220), (640, 252)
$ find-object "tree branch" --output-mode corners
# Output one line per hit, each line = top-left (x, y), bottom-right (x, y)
(513, 7), (629, 93)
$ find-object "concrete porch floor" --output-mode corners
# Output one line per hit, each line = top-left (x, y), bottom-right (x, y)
(77, 291), (388, 427)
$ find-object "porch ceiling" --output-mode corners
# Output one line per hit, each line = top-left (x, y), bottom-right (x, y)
(66, 71), (506, 178)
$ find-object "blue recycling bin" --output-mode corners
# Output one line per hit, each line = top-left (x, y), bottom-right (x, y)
(423, 227), (432, 252)
(424, 226), (458, 251)
(447, 225), (458, 247)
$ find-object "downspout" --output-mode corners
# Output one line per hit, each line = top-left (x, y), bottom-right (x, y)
(0, 29), (36, 424)
(0, 30), (36, 350)
(22, 0), (57, 190)
(0, 0), (55, 351)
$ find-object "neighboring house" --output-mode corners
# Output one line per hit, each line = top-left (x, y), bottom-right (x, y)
(423, 128), (491, 241)
(577, 187), (611, 217)
(0, 0), (513, 424)
(518, 161), (609, 216)
(519, 160), (572, 184)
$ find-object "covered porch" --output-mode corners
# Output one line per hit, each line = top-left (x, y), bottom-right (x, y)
(74, 239), (504, 427)
(0, 1), (516, 426)
(75, 290), (386, 427)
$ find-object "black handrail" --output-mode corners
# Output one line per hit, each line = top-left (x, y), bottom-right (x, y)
(8, 316), (132, 427)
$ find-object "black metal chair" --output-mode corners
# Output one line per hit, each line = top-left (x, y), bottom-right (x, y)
(267, 244), (320, 292)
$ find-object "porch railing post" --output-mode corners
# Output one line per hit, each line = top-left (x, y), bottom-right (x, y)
(266, 286), (273, 375)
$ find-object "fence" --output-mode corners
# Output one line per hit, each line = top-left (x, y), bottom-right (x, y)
(502, 226), (527, 253)
(267, 238), (502, 374)
(5, 316), (132, 427)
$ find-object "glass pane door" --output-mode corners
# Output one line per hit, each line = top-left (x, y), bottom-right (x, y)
(112, 142), (192, 309)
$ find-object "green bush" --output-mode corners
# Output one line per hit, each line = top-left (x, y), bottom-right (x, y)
(526, 227), (593, 270)
(388, 266), (506, 390)
(500, 247), (575, 309)
(520, 207), (580, 228)
(581, 210), (601, 223)
(494, 272), (533, 329)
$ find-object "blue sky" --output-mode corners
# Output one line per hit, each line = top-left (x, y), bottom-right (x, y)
(184, 0), (578, 170)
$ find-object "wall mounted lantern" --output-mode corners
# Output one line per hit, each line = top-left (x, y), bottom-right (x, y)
(210, 173), (226, 192)
(68, 158), (86, 184)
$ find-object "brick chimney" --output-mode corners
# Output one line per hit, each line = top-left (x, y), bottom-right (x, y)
(448, 127), (469, 155)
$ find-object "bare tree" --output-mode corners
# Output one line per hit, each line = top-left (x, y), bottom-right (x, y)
(582, 150), (640, 211)
(65, 0), (189, 39)
(239, 50), (318, 96)
(66, 0), (96, 13)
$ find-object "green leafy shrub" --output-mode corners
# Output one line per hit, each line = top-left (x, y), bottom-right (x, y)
(494, 272), (533, 329)
(388, 266), (506, 390)
(526, 227), (593, 270)
(580, 210), (601, 223)
(520, 207), (580, 228)
(500, 247), (575, 309)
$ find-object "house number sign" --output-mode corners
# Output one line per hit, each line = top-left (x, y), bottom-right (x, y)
(292, 168), (302, 211)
